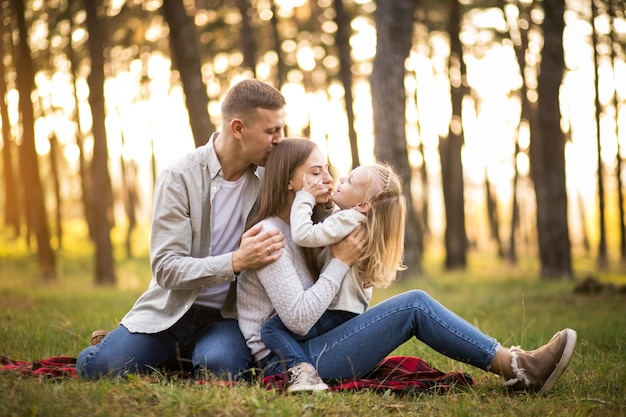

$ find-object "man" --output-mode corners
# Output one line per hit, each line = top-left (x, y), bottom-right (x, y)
(77, 79), (287, 380)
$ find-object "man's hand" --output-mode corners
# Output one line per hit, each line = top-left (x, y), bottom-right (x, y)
(232, 224), (285, 273)
(329, 225), (366, 267)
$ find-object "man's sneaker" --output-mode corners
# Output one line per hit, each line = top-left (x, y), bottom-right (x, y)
(90, 330), (109, 346)
(503, 328), (577, 395)
(286, 362), (329, 394)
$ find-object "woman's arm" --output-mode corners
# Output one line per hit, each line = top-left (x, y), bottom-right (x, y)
(256, 247), (350, 335)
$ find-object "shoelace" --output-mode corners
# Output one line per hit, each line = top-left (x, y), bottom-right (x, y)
(289, 368), (302, 383)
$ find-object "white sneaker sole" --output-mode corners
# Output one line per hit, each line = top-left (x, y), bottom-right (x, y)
(286, 383), (329, 394)
(538, 328), (577, 395)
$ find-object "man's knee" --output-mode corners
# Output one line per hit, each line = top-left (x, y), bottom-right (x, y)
(194, 350), (252, 380)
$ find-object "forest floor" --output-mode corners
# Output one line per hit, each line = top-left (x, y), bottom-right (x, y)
(1, 229), (625, 417)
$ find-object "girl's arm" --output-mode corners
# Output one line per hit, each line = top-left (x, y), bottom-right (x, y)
(291, 191), (365, 247)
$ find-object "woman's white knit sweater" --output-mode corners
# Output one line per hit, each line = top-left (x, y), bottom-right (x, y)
(236, 216), (350, 362)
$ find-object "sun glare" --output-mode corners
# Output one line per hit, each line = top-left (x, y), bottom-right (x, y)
(7, 1), (623, 247)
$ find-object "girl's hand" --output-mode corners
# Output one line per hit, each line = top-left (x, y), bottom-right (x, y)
(302, 174), (332, 204)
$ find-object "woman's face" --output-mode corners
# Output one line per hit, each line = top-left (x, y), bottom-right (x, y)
(289, 147), (333, 204)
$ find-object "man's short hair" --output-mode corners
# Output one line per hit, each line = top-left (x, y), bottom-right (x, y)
(221, 79), (286, 124)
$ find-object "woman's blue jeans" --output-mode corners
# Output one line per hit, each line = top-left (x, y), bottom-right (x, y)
(76, 304), (252, 381)
(258, 290), (500, 379)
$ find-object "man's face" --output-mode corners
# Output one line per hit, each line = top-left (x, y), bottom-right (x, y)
(240, 107), (285, 166)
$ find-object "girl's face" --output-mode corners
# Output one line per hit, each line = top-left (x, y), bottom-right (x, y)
(289, 148), (333, 204)
(331, 165), (375, 210)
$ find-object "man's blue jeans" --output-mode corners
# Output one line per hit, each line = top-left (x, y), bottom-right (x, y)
(258, 290), (499, 379)
(76, 304), (252, 380)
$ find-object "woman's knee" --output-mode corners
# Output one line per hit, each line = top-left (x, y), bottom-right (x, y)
(398, 289), (433, 305)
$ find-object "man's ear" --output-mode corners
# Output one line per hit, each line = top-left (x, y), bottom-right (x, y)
(231, 118), (244, 138)
(355, 201), (371, 213)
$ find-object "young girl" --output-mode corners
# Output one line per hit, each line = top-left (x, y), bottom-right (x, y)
(260, 163), (407, 392)
(237, 138), (576, 397)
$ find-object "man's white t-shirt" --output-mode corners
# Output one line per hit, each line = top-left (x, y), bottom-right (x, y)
(195, 174), (247, 309)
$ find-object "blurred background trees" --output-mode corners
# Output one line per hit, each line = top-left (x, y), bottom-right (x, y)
(0, 0), (624, 285)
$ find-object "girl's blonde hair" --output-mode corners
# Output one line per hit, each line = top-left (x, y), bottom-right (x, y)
(358, 163), (407, 288)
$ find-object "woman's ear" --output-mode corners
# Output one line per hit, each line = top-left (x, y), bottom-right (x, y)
(355, 201), (372, 213)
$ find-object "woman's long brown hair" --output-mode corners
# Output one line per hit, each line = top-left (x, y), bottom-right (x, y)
(247, 138), (318, 228)
(246, 138), (321, 276)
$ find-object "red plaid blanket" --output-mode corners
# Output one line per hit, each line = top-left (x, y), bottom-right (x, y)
(263, 356), (474, 393)
(1, 355), (473, 393)
(1, 356), (77, 379)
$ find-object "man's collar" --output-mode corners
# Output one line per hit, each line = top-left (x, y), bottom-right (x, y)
(206, 132), (222, 179)
(206, 132), (259, 180)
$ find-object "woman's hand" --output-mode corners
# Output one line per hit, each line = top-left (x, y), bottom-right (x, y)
(329, 225), (366, 266)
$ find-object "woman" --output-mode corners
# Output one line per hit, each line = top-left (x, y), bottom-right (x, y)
(237, 138), (577, 395)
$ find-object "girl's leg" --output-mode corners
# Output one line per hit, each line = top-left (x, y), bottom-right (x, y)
(261, 310), (356, 371)
(300, 290), (499, 379)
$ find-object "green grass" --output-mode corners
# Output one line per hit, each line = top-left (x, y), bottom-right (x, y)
(1, 229), (625, 416)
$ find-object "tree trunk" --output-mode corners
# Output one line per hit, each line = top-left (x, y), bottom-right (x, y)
(235, 0), (257, 76)
(576, 188), (591, 253)
(485, 167), (504, 258)
(334, 0), (360, 169)
(0, 6), (20, 237)
(439, 0), (467, 269)
(499, 0), (532, 265)
(83, 0), (116, 285)
(371, 0), (422, 276)
(12, 0), (57, 281)
(270, 1), (286, 91)
(66, 0), (95, 241)
(119, 129), (139, 259)
(591, 0), (608, 269)
(161, 0), (214, 148)
(418, 139), (430, 240)
(608, 0), (625, 264)
(528, 0), (572, 279)
(49, 133), (63, 249)
(412, 68), (431, 241)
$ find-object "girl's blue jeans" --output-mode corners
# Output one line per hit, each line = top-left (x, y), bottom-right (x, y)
(258, 290), (500, 379)
(261, 309), (357, 370)
(76, 304), (252, 381)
